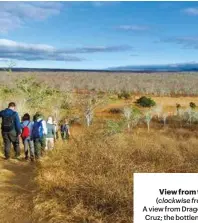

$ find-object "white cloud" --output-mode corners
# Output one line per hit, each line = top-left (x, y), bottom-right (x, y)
(91, 1), (119, 7)
(0, 2), (63, 33)
(0, 39), (132, 62)
(116, 25), (149, 31)
(183, 8), (198, 16)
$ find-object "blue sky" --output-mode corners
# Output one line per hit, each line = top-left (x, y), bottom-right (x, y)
(1, 1), (198, 69)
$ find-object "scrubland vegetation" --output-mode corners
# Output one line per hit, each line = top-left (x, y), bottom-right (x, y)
(2, 71), (198, 96)
(1, 71), (198, 222)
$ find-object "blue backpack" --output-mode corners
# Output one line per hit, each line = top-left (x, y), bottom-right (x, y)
(32, 120), (43, 139)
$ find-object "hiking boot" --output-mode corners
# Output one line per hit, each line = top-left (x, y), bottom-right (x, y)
(25, 156), (29, 161)
(4, 156), (10, 160)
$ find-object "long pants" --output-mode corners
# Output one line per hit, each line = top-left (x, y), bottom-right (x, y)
(23, 138), (34, 159)
(45, 138), (54, 150)
(61, 132), (69, 140)
(33, 136), (46, 159)
(2, 131), (20, 159)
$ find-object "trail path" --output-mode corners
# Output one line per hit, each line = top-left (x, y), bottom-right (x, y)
(0, 155), (37, 223)
(0, 125), (82, 223)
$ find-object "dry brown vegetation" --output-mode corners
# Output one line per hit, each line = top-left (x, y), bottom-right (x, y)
(1, 71), (198, 222)
(1, 71), (198, 96)
(33, 125), (198, 223)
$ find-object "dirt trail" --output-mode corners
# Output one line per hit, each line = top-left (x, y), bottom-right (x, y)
(0, 125), (82, 223)
(0, 155), (37, 223)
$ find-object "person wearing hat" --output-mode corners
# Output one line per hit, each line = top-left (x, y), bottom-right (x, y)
(45, 116), (56, 150)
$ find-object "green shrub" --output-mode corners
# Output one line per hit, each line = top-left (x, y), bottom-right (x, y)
(106, 120), (124, 135)
(135, 96), (156, 107)
(190, 102), (196, 109)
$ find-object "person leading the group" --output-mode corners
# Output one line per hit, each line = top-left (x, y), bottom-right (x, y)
(0, 102), (21, 160)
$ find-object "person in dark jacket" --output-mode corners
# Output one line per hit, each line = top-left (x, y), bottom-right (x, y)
(60, 118), (70, 141)
(0, 102), (21, 160)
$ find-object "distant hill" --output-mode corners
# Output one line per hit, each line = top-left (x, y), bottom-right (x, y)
(1, 64), (198, 73)
(108, 63), (198, 72)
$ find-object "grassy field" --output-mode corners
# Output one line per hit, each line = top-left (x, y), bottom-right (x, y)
(0, 71), (198, 222)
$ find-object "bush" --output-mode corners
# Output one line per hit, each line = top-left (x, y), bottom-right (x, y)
(176, 103), (181, 109)
(106, 120), (124, 135)
(109, 108), (123, 114)
(190, 102), (196, 109)
(118, 90), (131, 99)
(60, 101), (70, 110)
(135, 96), (156, 107)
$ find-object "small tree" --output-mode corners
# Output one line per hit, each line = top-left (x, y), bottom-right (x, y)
(4, 60), (16, 73)
(162, 113), (168, 127)
(123, 107), (131, 130)
(131, 110), (141, 129)
(152, 104), (162, 119)
(144, 111), (153, 132)
(176, 103), (181, 116)
(136, 96), (156, 107)
(118, 90), (131, 100)
(190, 102), (196, 110)
(85, 107), (93, 127)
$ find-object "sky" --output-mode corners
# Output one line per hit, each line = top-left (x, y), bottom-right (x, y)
(1, 1), (198, 69)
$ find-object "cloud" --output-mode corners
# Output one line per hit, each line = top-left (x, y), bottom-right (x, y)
(91, 1), (119, 7)
(0, 39), (132, 62)
(162, 37), (198, 49)
(116, 25), (150, 31)
(0, 2), (63, 33)
(0, 39), (83, 62)
(183, 8), (198, 16)
(59, 45), (133, 54)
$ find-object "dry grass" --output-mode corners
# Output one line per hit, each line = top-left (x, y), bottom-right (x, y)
(1, 72), (198, 222)
(33, 123), (198, 223)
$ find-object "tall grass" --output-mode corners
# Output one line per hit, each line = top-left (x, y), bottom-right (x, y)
(33, 124), (198, 223)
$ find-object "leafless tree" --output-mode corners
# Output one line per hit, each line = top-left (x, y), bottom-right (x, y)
(162, 113), (168, 127)
(144, 111), (153, 132)
(123, 107), (131, 130)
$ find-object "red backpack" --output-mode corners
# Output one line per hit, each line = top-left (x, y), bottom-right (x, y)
(21, 122), (30, 139)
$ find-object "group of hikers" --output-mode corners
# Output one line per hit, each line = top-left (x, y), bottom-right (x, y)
(0, 102), (71, 161)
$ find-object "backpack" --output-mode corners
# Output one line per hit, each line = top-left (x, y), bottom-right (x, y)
(61, 124), (68, 133)
(2, 113), (16, 132)
(21, 122), (30, 139)
(32, 120), (43, 139)
(61, 124), (69, 139)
